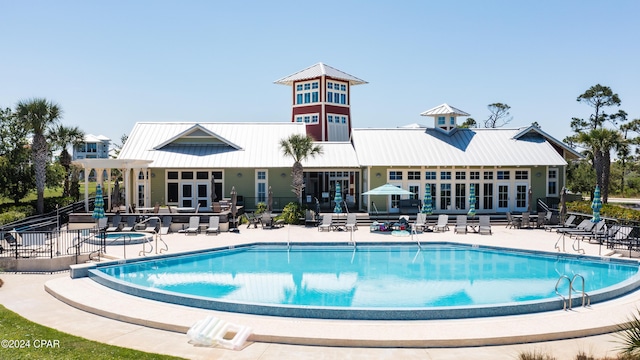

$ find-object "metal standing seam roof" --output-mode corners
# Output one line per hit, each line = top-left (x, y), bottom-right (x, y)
(420, 103), (470, 117)
(118, 122), (360, 169)
(273, 62), (368, 86)
(351, 127), (570, 167)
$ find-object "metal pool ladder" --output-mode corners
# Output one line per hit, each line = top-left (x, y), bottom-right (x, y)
(555, 274), (591, 310)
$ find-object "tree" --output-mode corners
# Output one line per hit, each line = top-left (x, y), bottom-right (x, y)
(0, 107), (35, 203)
(484, 103), (512, 128)
(16, 98), (62, 214)
(566, 160), (596, 196)
(279, 134), (323, 204)
(459, 118), (477, 128)
(50, 124), (85, 196)
(571, 84), (621, 132)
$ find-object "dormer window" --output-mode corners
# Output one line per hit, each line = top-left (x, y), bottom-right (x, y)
(450, 117), (455, 125)
(438, 116), (445, 125)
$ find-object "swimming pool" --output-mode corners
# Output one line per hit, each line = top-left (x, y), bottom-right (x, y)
(88, 242), (640, 320)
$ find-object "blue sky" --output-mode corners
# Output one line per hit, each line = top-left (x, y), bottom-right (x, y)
(1, 1), (638, 147)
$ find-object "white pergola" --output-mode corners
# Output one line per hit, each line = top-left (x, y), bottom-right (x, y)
(72, 158), (153, 212)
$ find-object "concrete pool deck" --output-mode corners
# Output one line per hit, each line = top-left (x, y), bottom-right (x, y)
(1, 221), (637, 359)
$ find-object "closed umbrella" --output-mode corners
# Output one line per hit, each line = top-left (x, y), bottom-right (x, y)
(421, 184), (432, 215)
(334, 182), (343, 214)
(267, 186), (273, 213)
(92, 184), (105, 220)
(467, 184), (476, 217)
(591, 185), (602, 223)
(230, 186), (238, 231)
(559, 187), (567, 223)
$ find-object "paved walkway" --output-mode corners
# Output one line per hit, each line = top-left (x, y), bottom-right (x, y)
(0, 220), (636, 359)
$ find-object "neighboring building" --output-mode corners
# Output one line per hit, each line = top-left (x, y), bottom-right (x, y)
(74, 63), (581, 215)
(72, 134), (111, 160)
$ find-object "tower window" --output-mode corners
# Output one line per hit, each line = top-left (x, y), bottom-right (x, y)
(295, 81), (320, 105)
(326, 81), (348, 105)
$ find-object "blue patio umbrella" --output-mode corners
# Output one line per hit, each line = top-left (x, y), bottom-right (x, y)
(333, 182), (343, 214)
(591, 185), (602, 223)
(421, 184), (433, 215)
(468, 184), (476, 217)
(92, 184), (105, 220)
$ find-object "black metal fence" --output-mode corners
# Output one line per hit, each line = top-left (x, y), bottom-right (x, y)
(0, 228), (102, 259)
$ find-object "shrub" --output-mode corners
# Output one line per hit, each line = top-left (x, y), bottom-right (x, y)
(280, 202), (304, 224)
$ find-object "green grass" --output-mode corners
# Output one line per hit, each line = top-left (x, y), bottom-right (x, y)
(0, 305), (184, 360)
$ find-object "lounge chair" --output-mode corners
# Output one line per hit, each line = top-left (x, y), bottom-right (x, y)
(569, 220), (605, 239)
(345, 213), (357, 231)
(142, 218), (160, 233)
(318, 214), (333, 232)
(121, 216), (137, 232)
(106, 214), (122, 232)
(536, 212), (552, 228)
(556, 219), (594, 235)
(454, 215), (467, 234)
(274, 219), (285, 228)
(261, 213), (273, 229)
(160, 216), (172, 235)
(478, 215), (492, 235)
(184, 216), (200, 235)
(414, 213), (428, 232)
(433, 214), (449, 232)
(544, 215), (577, 232)
(96, 217), (108, 232)
(606, 226), (634, 250)
(205, 216), (220, 235)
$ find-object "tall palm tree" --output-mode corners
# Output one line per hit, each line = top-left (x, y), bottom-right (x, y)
(16, 98), (62, 214)
(50, 124), (85, 197)
(577, 128), (623, 203)
(279, 134), (323, 204)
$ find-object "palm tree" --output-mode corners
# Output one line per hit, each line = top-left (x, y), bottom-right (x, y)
(16, 98), (62, 214)
(279, 134), (323, 204)
(577, 128), (623, 202)
(50, 124), (85, 197)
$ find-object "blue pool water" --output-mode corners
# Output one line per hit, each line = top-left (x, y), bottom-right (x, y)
(89, 243), (640, 320)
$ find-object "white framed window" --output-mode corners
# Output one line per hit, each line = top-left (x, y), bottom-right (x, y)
(256, 170), (267, 204)
(295, 113), (319, 124)
(389, 171), (403, 180)
(295, 80), (319, 105)
(326, 80), (348, 105)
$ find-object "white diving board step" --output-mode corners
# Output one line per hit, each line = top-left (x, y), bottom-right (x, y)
(186, 315), (252, 350)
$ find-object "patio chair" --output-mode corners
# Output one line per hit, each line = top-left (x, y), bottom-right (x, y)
(544, 215), (577, 232)
(195, 203), (201, 213)
(535, 212), (551, 228)
(121, 215), (137, 232)
(245, 213), (260, 228)
(520, 212), (531, 228)
(261, 213), (273, 229)
(96, 217), (108, 232)
(414, 213), (428, 232)
(454, 215), (467, 234)
(318, 214), (333, 232)
(506, 212), (521, 229)
(345, 213), (357, 231)
(433, 214), (449, 232)
(160, 216), (172, 235)
(205, 216), (220, 235)
(106, 214), (122, 232)
(478, 216), (492, 235)
(304, 210), (318, 227)
(184, 216), (200, 235)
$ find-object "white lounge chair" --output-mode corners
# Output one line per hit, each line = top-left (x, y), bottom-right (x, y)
(121, 216), (137, 232)
(142, 218), (160, 233)
(345, 213), (357, 231)
(454, 215), (467, 234)
(478, 216), (492, 235)
(433, 214), (449, 232)
(414, 213), (428, 232)
(205, 216), (220, 235)
(318, 214), (333, 232)
(184, 216), (200, 235)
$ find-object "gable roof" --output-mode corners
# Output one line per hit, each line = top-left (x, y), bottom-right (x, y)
(352, 127), (573, 167)
(512, 125), (582, 160)
(274, 62), (368, 86)
(118, 122), (360, 168)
